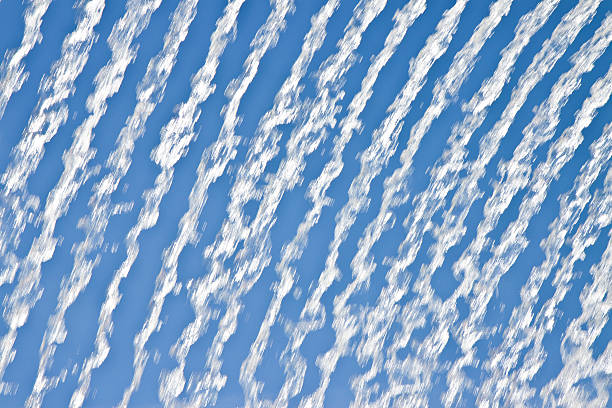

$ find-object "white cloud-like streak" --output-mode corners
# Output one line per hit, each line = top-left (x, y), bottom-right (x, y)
(117, 1), (293, 406)
(4, 0), (164, 405)
(502, 165), (612, 406)
(276, 1), (470, 406)
(11, 0), (201, 406)
(315, 0), (515, 403)
(237, 1), (426, 407)
(156, 0), (342, 406)
(448, 53), (612, 406)
(346, 0), (561, 404)
(542, 222), (612, 407)
(0, 0), (105, 289)
(1, 0), (169, 394)
(0, 0), (51, 119)
(479, 99), (612, 408)
(165, 1), (390, 405)
(359, 0), (602, 405)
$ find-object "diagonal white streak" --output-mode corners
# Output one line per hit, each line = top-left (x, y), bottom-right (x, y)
(540, 226), (612, 407)
(0, 0), (51, 119)
(382, 0), (560, 304)
(156, 0), (343, 405)
(22, 0), (165, 403)
(79, 9), (248, 399)
(420, 0), (601, 312)
(482, 131), (612, 406)
(428, 26), (607, 408)
(0, 0), (607, 404)
(350, 0), (534, 405)
(0, 0), (105, 289)
(447, 55), (612, 405)
(480, 119), (612, 406)
(313, 0), (516, 406)
(503, 166), (612, 406)
(117, 1), (293, 406)
(267, 1), (471, 407)
(165, 1), (390, 406)
(13, 0), (201, 406)
(237, 1), (426, 407)
(368, 0), (603, 405)
(455, 15), (612, 310)
(347, 0), (561, 404)
(155, 0), (348, 405)
(0, 0), (161, 394)
(389, 0), (561, 287)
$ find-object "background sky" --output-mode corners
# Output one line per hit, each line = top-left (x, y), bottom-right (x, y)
(0, 0), (610, 407)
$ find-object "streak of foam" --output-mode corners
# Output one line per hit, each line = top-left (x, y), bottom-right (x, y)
(165, 1), (390, 406)
(503, 166), (612, 406)
(156, 0), (342, 406)
(374, 0), (602, 405)
(337, 0), (515, 403)
(237, 1), (426, 407)
(10, 0), (200, 406)
(481, 111), (612, 406)
(346, 0), (560, 404)
(0, 0), (162, 397)
(0, 0), (51, 119)
(487, 130), (612, 402)
(541, 225), (612, 407)
(0, 0), (105, 288)
(446, 53), (612, 406)
(268, 1), (471, 407)
(20, 1), (164, 405)
(117, 1), (292, 406)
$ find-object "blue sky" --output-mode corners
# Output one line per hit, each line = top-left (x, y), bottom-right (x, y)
(0, 0), (610, 407)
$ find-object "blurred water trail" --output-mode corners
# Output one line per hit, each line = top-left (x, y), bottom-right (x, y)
(155, 0), (343, 405)
(0, 0), (160, 398)
(0, 0), (105, 290)
(168, 0), (390, 405)
(0, 0), (52, 119)
(347, 0), (562, 403)
(118, 1), (294, 406)
(0, 0), (608, 406)
(237, 1), (426, 407)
